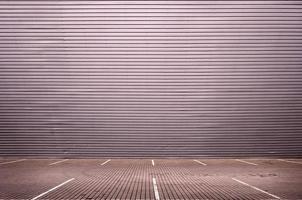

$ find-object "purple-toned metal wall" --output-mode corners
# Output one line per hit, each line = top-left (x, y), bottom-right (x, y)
(0, 1), (302, 157)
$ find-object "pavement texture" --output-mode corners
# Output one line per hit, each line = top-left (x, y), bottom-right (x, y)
(0, 158), (301, 200)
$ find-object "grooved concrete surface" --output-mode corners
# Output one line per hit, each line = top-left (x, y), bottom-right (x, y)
(0, 159), (301, 200)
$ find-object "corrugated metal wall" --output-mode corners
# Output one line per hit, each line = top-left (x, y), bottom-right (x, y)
(0, 1), (302, 158)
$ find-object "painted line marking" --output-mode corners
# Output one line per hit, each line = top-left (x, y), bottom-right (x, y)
(0, 159), (26, 165)
(235, 159), (258, 166)
(193, 159), (207, 166)
(31, 178), (74, 200)
(152, 159), (155, 166)
(49, 159), (69, 166)
(101, 159), (111, 166)
(278, 159), (302, 165)
(232, 178), (280, 199)
(152, 177), (160, 200)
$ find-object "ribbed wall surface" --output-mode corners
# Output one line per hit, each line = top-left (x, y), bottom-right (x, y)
(0, 1), (302, 157)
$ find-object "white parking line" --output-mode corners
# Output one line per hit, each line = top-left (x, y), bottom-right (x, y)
(152, 177), (160, 200)
(0, 159), (26, 165)
(235, 159), (258, 166)
(278, 159), (302, 165)
(31, 178), (74, 200)
(48, 159), (69, 166)
(152, 159), (155, 166)
(232, 178), (280, 199)
(193, 159), (207, 166)
(101, 159), (111, 166)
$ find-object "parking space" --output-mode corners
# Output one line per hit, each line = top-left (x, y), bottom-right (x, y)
(40, 159), (155, 200)
(0, 159), (301, 200)
(0, 159), (71, 199)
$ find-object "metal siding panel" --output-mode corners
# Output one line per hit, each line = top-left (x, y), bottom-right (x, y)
(0, 1), (301, 157)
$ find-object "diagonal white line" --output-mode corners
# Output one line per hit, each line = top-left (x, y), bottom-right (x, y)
(232, 178), (280, 199)
(49, 159), (69, 166)
(101, 159), (111, 166)
(31, 178), (74, 200)
(235, 159), (258, 166)
(278, 159), (302, 165)
(152, 159), (155, 166)
(152, 177), (160, 200)
(193, 159), (207, 166)
(0, 159), (26, 165)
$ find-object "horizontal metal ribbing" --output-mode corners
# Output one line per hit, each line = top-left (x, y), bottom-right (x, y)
(0, 0), (301, 157)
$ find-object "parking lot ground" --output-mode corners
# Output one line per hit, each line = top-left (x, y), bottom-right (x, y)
(0, 158), (301, 200)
